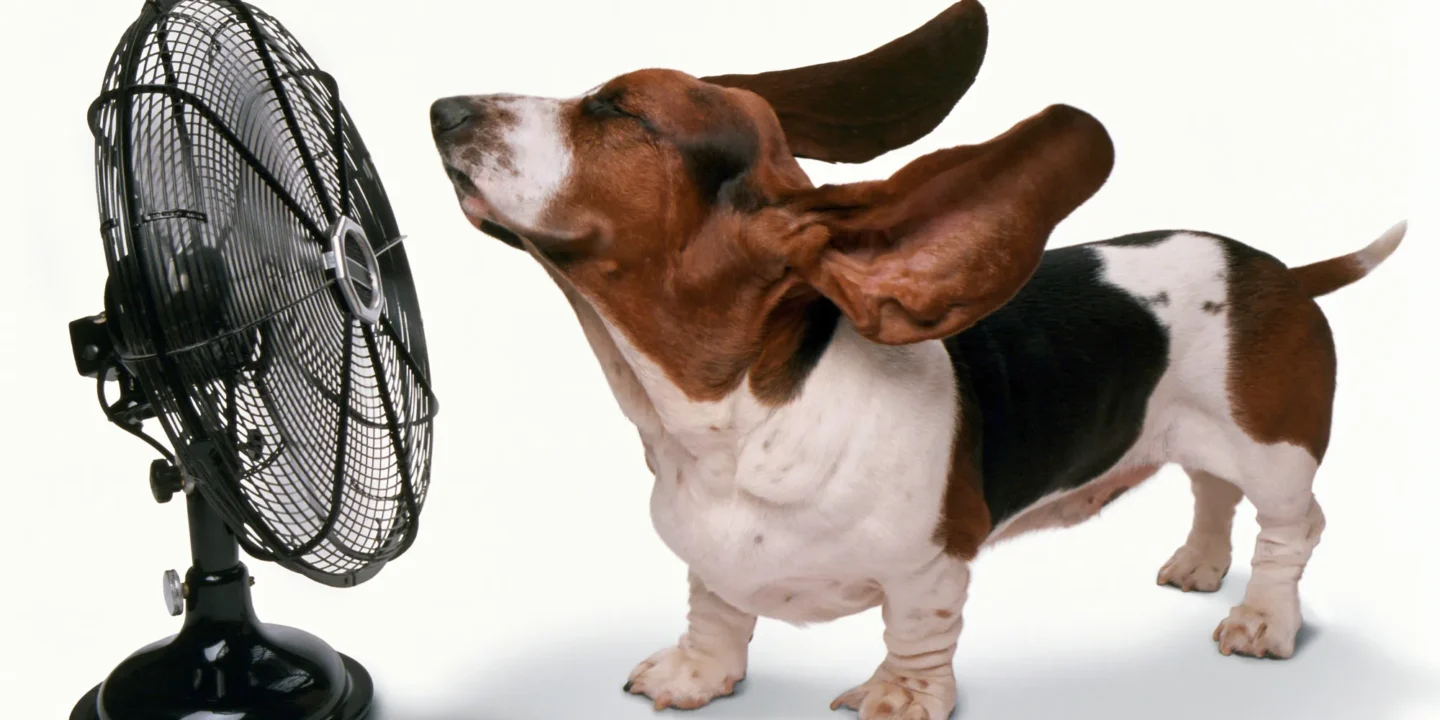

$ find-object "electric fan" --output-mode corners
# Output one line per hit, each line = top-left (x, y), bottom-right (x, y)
(66, 0), (437, 717)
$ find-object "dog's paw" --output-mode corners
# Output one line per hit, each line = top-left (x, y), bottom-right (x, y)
(830, 669), (955, 720)
(1213, 603), (1301, 659)
(624, 645), (744, 711)
(1157, 543), (1230, 592)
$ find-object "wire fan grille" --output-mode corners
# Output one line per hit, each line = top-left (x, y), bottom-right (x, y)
(91, 0), (436, 586)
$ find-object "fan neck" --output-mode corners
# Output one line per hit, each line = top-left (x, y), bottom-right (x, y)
(180, 490), (258, 628)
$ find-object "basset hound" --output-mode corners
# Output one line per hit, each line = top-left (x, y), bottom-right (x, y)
(430, 1), (1404, 717)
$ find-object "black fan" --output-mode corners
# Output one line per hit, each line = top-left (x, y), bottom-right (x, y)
(67, 0), (437, 717)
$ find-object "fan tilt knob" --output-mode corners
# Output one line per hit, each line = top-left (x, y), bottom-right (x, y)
(162, 569), (185, 617)
(149, 459), (184, 503)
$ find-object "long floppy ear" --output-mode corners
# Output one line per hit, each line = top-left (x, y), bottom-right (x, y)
(702, 0), (987, 164)
(778, 104), (1115, 345)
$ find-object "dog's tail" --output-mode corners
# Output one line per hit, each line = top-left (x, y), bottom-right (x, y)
(1289, 220), (1407, 298)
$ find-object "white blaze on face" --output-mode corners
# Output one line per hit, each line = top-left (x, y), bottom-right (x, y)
(459, 95), (572, 232)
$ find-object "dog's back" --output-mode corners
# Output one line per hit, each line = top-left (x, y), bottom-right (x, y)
(955, 223), (1403, 533)
(961, 225), (1404, 606)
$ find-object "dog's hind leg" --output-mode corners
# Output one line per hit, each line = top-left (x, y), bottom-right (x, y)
(1210, 445), (1325, 659)
(1197, 238), (1338, 658)
(1157, 468), (1244, 592)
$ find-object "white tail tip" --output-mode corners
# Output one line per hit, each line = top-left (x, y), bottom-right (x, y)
(1358, 219), (1406, 272)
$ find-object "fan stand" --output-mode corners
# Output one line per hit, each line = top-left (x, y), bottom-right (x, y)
(70, 482), (374, 720)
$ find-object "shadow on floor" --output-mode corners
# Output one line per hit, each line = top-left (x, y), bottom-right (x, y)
(380, 574), (1438, 720)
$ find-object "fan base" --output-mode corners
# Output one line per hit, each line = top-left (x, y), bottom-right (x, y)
(69, 641), (373, 720)
(67, 473), (380, 718)
(67, 547), (373, 720)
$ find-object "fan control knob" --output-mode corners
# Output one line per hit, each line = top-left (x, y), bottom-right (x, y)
(150, 460), (184, 504)
(163, 569), (185, 617)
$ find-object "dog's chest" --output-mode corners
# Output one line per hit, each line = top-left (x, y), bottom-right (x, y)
(611, 322), (962, 622)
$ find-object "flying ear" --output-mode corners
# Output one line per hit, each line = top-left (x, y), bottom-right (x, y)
(779, 104), (1115, 345)
(701, 0), (987, 164)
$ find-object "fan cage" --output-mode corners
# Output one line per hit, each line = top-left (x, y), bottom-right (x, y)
(90, 0), (436, 586)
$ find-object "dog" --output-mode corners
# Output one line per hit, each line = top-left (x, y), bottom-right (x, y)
(429, 2), (1404, 717)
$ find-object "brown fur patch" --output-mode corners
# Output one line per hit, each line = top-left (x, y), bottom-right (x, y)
(781, 103), (1115, 346)
(702, 0), (988, 164)
(932, 378), (992, 559)
(539, 71), (822, 405)
(1224, 244), (1337, 461)
(1289, 254), (1366, 299)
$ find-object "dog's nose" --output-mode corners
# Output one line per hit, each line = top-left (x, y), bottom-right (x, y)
(430, 97), (476, 137)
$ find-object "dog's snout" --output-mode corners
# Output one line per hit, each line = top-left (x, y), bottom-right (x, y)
(430, 97), (476, 137)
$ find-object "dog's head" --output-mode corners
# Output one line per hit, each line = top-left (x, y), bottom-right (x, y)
(432, 0), (1114, 403)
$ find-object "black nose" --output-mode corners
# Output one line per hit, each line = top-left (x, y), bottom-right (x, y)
(430, 97), (475, 136)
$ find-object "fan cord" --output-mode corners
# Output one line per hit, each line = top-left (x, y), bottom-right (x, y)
(96, 364), (176, 464)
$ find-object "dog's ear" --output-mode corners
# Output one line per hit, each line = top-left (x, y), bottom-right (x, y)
(702, 0), (987, 164)
(767, 104), (1114, 345)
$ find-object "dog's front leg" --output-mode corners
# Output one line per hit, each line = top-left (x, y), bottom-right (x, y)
(832, 555), (970, 720)
(624, 571), (757, 711)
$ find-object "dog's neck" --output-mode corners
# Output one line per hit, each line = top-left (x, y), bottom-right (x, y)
(597, 297), (948, 459)
(528, 235), (956, 476)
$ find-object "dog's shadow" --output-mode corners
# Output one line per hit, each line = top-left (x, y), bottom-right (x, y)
(381, 574), (1437, 720)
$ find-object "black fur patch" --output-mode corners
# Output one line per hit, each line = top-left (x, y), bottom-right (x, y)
(1103, 229), (1181, 248)
(944, 241), (1171, 525)
(785, 298), (842, 393)
(675, 87), (764, 211)
(751, 295), (842, 404)
(1142, 291), (1171, 307)
(478, 219), (523, 249)
(678, 129), (760, 210)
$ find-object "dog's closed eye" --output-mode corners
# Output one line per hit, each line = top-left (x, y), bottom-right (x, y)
(583, 92), (645, 123)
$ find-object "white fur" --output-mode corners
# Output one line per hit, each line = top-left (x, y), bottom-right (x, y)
(453, 95), (572, 231)
(1358, 220), (1406, 273)
(538, 271), (976, 712)
(598, 313), (961, 624)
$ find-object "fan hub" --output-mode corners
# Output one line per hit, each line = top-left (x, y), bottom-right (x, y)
(324, 216), (385, 325)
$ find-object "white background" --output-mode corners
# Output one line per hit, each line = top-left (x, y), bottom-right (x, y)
(2, 1), (1435, 718)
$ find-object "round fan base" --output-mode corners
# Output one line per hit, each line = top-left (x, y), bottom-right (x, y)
(69, 651), (373, 720)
